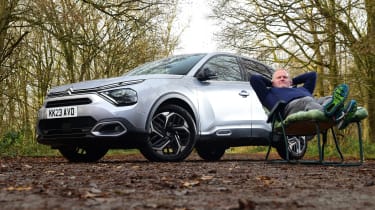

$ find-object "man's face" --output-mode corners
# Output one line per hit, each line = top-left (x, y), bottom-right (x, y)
(272, 70), (291, 88)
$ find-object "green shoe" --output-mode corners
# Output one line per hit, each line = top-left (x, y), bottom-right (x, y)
(338, 100), (357, 130)
(324, 84), (349, 117)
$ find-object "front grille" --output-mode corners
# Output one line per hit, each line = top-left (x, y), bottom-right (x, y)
(38, 117), (97, 138)
(46, 98), (92, 108)
(47, 79), (145, 97)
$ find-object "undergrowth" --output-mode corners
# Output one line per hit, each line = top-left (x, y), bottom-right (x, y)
(1, 129), (374, 160)
(228, 139), (375, 160)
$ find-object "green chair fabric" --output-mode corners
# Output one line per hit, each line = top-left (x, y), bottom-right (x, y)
(275, 107), (368, 132)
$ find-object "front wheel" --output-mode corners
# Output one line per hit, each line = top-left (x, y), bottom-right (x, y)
(140, 104), (197, 162)
(58, 146), (108, 162)
(275, 136), (307, 160)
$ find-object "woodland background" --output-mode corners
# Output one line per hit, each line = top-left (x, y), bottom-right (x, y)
(0, 0), (374, 156)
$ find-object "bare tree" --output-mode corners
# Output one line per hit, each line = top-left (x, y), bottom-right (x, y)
(0, 0), (31, 138)
(211, 0), (374, 141)
(0, 0), (183, 147)
(313, 0), (375, 140)
(0, 0), (29, 82)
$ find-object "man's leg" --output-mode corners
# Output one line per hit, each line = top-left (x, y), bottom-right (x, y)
(317, 96), (346, 121)
(316, 96), (332, 106)
(323, 84), (349, 117)
(283, 96), (322, 117)
(338, 100), (358, 129)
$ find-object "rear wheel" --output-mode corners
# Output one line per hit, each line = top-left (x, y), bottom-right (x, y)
(275, 136), (307, 160)
(58, 146), (108, 162)
(140, 104), (197, 162)
(196, 145), (226, 161)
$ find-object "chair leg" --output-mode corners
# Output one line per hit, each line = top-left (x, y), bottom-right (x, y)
(265, 143), (272, 161)
(277, 113), (290, 162)
(356, 121), (364, 163)
(321, 131), (327, 162)
(265, 115), (277, 161)
(322, 122), (363, 166)
(331, 128), (344, 162)
(265, 112), (290, 162)
(334, 121), (364, 166)
(265, 128), (273, 161)
(314, 123), (323, 163)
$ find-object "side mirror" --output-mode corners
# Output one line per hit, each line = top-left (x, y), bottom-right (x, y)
(197, 68), (218, 81)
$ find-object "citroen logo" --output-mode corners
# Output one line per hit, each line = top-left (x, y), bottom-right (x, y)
(67, 87), (74, 95)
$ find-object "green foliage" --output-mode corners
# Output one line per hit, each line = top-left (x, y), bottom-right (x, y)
(0, 130), (23, 156)
(305, 137), (375, 160)
(0, 128), (140, 157)
(0, 130), (59, 157)
(228, 146), (267, 154)
(364, 142), (375, 159)
(107, 149), (140, 156)
(227, 146), (267, 154)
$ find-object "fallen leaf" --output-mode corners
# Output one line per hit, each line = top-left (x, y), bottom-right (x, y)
(200, 175), (213, 180)
(256, 176), (274, 186)
(182, 180), (200, 188)
(81, 191), (98, 199)
(24, 164), (32, 169)
(131, 165), (140, 169)
(6, 186), (32, 191)
(89, 188), (102, 194)
(256, 175), (271, 181)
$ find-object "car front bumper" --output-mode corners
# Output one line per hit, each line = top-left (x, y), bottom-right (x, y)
(36, 94), (149, 148)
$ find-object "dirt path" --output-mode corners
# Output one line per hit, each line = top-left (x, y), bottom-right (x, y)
(1, 153), (374, 210)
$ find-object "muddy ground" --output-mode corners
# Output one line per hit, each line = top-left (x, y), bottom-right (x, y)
(0, 152), (374, 210)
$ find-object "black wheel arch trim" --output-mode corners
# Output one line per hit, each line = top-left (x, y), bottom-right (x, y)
(145, 92), (199, 132)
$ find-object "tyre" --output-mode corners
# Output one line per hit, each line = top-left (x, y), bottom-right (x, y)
(58, 146), (108, 162)
(196, 145), (226, 161)
(275, 136), (307, 160)
(140, 104), (197, 162)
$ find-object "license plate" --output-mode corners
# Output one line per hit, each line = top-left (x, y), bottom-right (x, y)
(46, 106), (78, 119)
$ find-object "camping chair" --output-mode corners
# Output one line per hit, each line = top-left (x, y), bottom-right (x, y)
(265, 100), (368, 166)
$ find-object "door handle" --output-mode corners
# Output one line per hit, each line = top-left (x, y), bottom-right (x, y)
(239, 90), (249, 97)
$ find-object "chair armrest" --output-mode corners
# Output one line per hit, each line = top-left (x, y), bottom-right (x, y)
(351, 107), (368, 122)
(267, 100), (287, 123)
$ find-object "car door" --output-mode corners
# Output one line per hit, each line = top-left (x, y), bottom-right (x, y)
(239, 57), (273, 133)
(195, 55), (253, 138)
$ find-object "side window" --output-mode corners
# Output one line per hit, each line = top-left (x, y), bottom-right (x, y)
(201, 56), (242, 81)
(240, 58), (272, 79)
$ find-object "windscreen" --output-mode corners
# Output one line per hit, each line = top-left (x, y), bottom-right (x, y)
(126, 54), (206, 76)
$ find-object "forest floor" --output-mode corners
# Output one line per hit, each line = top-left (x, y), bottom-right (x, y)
(1, 152), (375, 210)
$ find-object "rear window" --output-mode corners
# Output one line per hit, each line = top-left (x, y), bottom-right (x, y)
(240, 58), (273, 79)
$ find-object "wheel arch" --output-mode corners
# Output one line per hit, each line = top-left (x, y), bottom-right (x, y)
(145, 93), (199, 131)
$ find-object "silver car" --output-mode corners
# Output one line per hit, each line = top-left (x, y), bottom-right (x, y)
(36, 52), (306, 162)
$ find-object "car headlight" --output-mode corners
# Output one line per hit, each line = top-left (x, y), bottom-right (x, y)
(100, 88), (137, 106)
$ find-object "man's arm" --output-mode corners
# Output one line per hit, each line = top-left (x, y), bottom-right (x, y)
(250, 74), (272, 103)
(292, 72), (317, 94)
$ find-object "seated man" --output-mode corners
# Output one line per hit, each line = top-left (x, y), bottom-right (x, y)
(250, 69), (357, 130)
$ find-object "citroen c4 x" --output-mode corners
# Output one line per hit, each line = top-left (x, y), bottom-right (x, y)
(36, 52), (307, 162)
